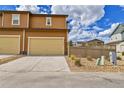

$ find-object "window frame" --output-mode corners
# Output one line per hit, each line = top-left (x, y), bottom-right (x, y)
(46, 17), (52, 27)
(12, 14), (20, 25)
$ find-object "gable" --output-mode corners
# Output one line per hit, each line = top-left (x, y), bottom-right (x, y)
(87, 39), (104, 43)
(111, 24), (124, 36)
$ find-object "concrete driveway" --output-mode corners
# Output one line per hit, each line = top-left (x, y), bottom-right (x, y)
(1, 56), (124, 88)
(0, 56), (70, 72)
(0, 72), (124, 88)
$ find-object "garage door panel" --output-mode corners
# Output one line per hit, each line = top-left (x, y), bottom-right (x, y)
(0, 36), (20, 54)
(28, 37), (64, 55)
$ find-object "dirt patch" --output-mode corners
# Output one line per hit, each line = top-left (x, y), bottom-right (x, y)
(66, 57), (124, 72)
(0, 55), (24, 65)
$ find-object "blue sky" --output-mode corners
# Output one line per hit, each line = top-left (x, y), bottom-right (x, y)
(96, 5), (124, 29)
(0, 5), (124, 43)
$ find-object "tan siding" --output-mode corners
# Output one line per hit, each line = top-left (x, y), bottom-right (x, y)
(3, 13), (28, 28)
(52, 16), (67, 29)
(30, 16), (67, 29)
(30, 16), (45, 28)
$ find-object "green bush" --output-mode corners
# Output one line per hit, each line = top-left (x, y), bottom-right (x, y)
(122, 52), (124, 56)
(117, 56), (122, 60)
(75, 59), (82, 67)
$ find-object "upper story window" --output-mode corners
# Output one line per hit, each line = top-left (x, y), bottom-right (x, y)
(46, 17), (52, 26)
(12, 14), (20, 25)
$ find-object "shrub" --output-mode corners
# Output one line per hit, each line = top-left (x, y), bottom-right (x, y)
(122, 52), (124, 56)
(75, 58), (82, 67)
(117, 56), (121, 60)
(69, 41), (73, 46)
(70, 55), (76, 60)
(87, 56), (93, 61)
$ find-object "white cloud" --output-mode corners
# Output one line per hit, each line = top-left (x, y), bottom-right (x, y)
(51, 5), (105, 41)
(92, 26), (103, 31)
(98, 23), (119, 37)
(51, 5), (105, 26)
(69, 29), (97, 41)
(120, 5), (124, 7)
(16, 5), (40, 14)
(79, 31), (97, 39)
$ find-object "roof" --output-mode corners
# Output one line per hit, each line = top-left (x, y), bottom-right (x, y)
(0, 10), (68, 17)
(77, 39), (104, 43)
(106, 40), (123, 45)
(111, 24), (124, 36)
(86, 39), (104, 43)
(0, 10), (30, 13)
(30, 14), (68, 17)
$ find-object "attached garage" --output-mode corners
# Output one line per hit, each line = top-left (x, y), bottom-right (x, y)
(0, 35), (20, 54)
(27, 37), (64, 56)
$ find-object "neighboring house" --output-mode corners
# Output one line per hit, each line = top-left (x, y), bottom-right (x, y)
(109, 24), (124, 53)
(85, 39), (104, 47)
(72, 42), (82, 47)
(0, 10), (68, 56)
(73, 39), (104, 47)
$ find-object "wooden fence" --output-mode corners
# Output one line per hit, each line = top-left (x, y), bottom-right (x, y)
(69, 46), (116, 59)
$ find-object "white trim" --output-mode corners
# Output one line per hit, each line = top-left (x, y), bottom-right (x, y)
(27, 37), (65, 55)
(2, 12), (4, 27)
(12, 14), (20, 25)
(65, 17), (67, 28)
(0, 35), (20, 38)
(28, 37), (64, 39)
(22, 29), (25, 51)
(62, 38), (65, 55)
(67, 30), (69, 56)
(18, 35), (21, 54)
(27, 13), (29, 28)
(27, 37), (30, 55)
(46, 17), (52, 27)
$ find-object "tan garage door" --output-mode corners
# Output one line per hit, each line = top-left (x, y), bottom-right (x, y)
(0, 35), (20, 54)
(28, 37), (64, 55)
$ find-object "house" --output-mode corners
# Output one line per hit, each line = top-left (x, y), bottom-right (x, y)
(72, 42), (82, 47)
(85, 39), (104, 47)
(73, 39), (104, 47)
(0, 10), (68, 56)
(109, 24), (124, 53)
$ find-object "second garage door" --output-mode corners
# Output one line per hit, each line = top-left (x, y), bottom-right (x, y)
(0, 35), (20, 54)
(28, 37), (64, 56)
